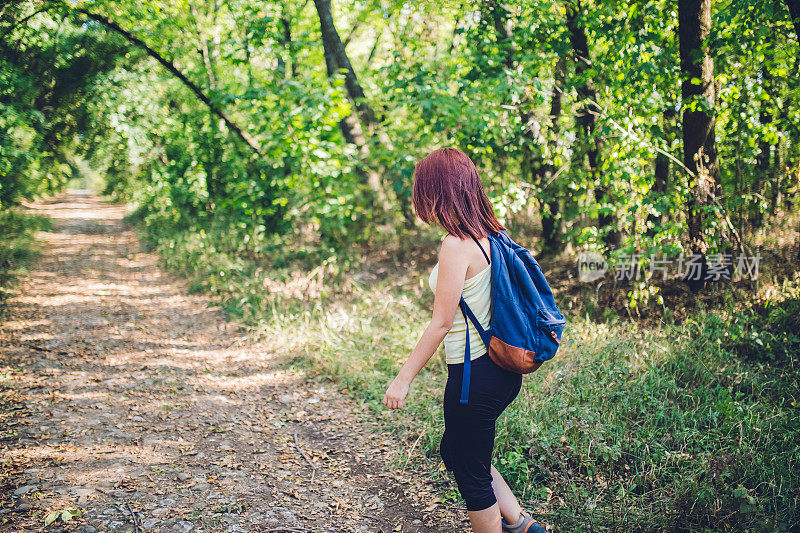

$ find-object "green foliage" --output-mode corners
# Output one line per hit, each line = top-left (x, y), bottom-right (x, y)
(2, 3), (799, 529)
(43, 508), (82, 527)
(0, 211), (51, 316)
(315, 286), (800, 530)
(495, 308), (799, 530)
(716, 294), (800, 365)
(142, 210), (799, 530)
(0, 5), (126, 209)
(4, 0), (799, 268)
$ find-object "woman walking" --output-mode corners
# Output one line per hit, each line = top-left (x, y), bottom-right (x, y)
(382, 148), (546, 533)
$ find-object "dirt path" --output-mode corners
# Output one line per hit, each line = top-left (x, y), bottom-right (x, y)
(0, 192), (464, 533)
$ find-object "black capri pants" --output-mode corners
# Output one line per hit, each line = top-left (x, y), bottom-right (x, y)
(439, 353), (523, 511)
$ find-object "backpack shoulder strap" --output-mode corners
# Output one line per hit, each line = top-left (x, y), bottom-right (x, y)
(468, 233), (490, 265)
(459, 231), (492, 405)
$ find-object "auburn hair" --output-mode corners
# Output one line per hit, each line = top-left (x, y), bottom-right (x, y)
(412, 147), (505, 239)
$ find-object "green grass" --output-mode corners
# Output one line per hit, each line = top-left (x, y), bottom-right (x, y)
(0, 210), (50, 316)
(140, 218), (800, 531)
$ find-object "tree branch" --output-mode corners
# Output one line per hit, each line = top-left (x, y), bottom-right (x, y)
(73, 7), (261, 156)
(1, 6), (49, 38)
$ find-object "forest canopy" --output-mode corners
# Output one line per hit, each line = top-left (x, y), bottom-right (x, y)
(3, 3), (800, 530)
(1, 0), (799, 295)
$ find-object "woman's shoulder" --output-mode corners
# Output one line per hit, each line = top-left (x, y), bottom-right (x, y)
(439, 233), (471, 256)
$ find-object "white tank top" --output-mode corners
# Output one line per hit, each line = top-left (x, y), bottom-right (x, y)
(428, 261), (492, 364)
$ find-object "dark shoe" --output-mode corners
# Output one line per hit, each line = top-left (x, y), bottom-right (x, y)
(501, 510), (547, 533)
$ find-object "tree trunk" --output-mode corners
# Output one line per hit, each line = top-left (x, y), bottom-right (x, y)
(754, 84), (772, 227)
(756, 72), (773, 178)
(647, 108), (677, 238)
(775, 98), (789, 212)
(189, 0), (217, 89)
(488, 1), (564, 252)
(209, 0), (222, 80)
(779, 55), (799, 213)
(314, 0), (378, 134)
(280, 7), (297, 79)
(201, 115), (225, 206)
(564, 0), (619, 250)
(785, 0), (800, 43)
(313, 0), (396, 215)
(678, 0), (723, 291)
(797, 217), (800, 261)
(319, 27), (366, 149)
(242, 26), (254, 86)
(538, 57), (567, 253)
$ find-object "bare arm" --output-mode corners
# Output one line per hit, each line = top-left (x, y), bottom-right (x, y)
(383, 236), (469, 410)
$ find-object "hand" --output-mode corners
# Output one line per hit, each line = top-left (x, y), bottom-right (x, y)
(383, 376), (410, 410)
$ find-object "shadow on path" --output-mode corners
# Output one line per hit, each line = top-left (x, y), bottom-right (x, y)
(0, 191), (462, 532)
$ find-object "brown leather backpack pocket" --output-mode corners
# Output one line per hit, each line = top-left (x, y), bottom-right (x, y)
(488, 336), (543, 374)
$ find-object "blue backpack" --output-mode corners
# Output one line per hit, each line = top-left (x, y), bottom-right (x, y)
(457, 230), (566, 404)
